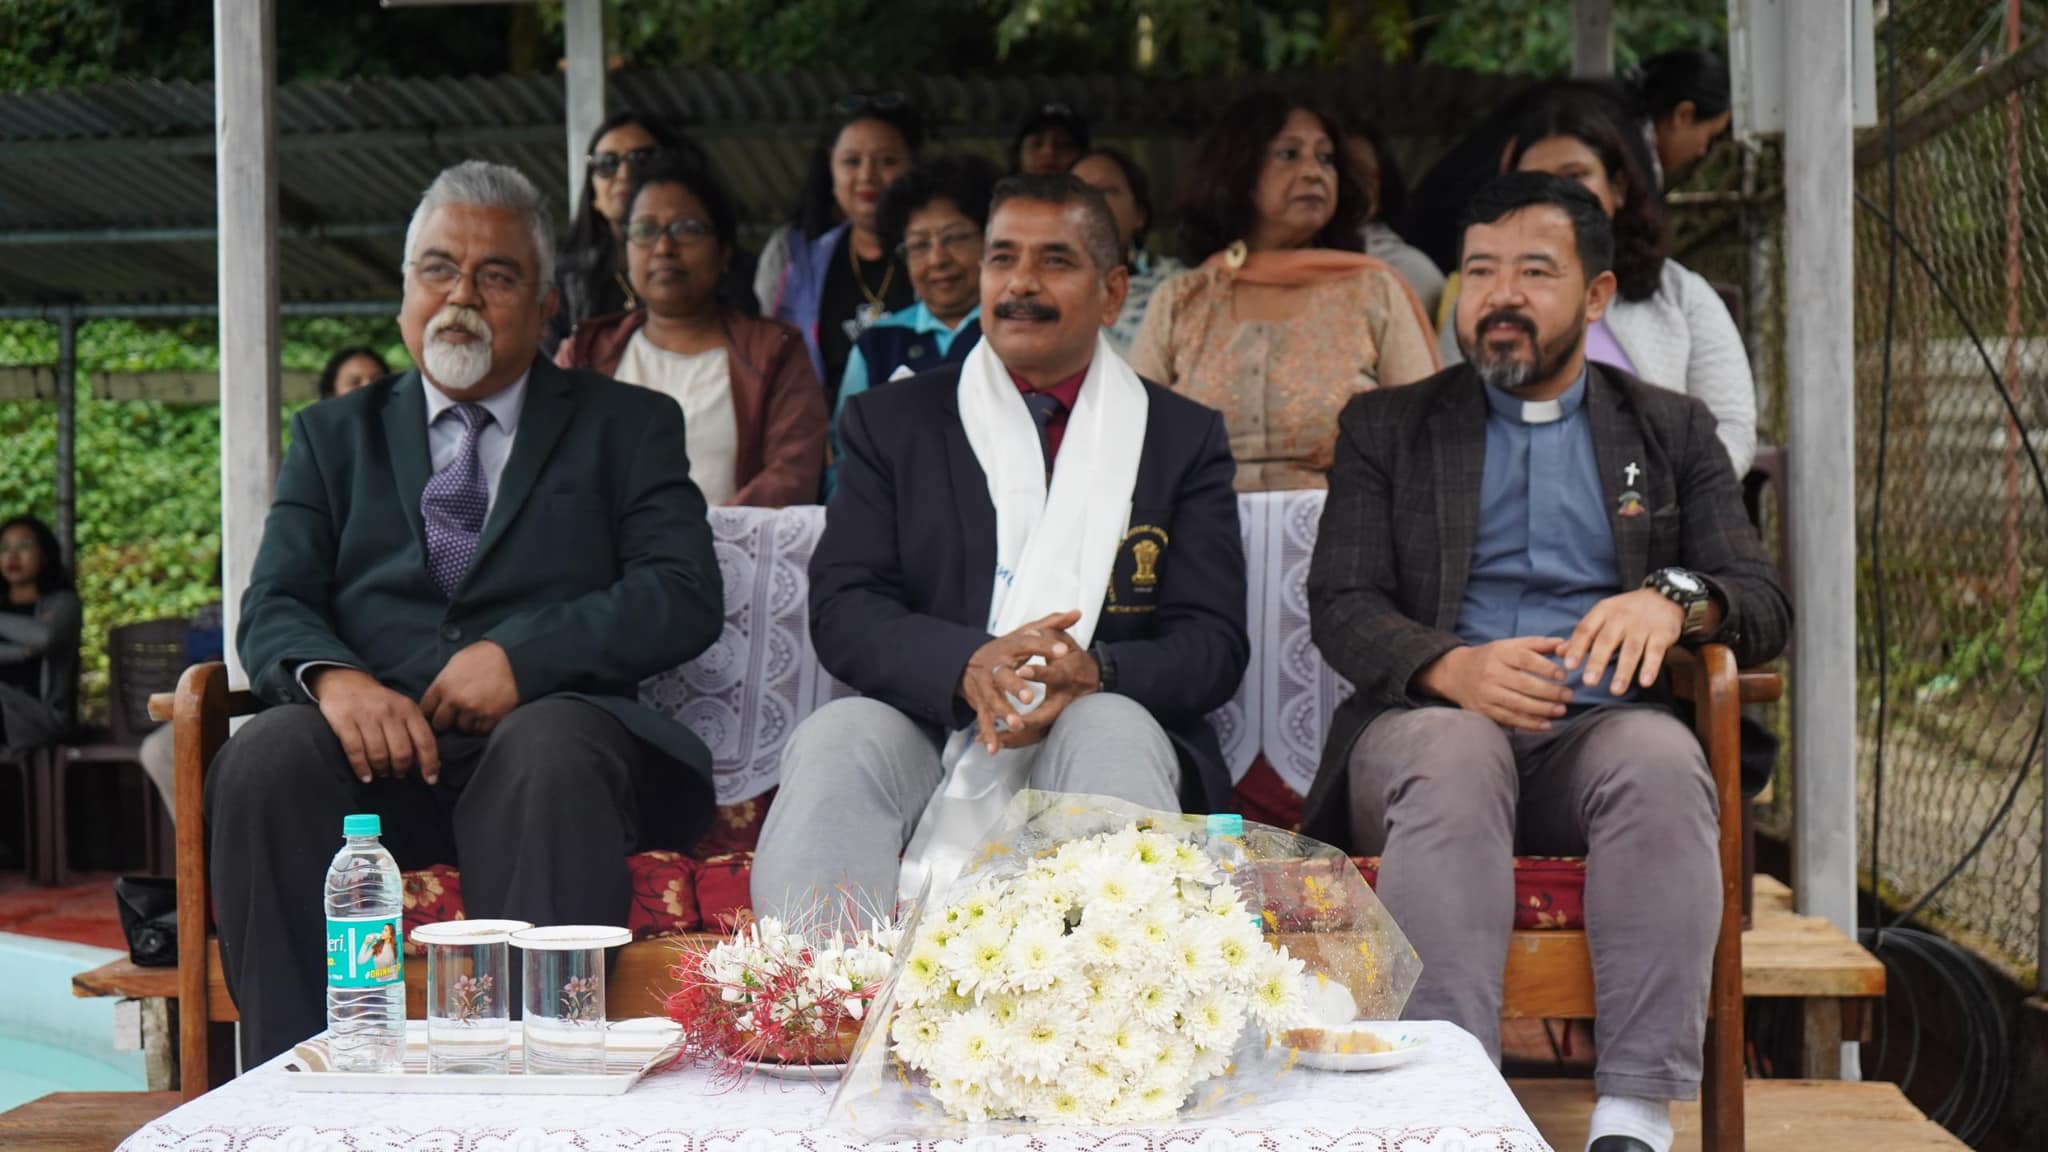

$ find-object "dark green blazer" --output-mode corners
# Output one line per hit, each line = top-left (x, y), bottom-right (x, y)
(239, 356), (725, 848)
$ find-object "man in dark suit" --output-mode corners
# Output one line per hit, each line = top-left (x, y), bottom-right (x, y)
(208, 160), (724, 1065)
(751, 174), (1247, 922)
(1304, 173), (1788, 1152)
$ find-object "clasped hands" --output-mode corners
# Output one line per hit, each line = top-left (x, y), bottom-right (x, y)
(307, 640), (519, 784)
(1416, 589), (1685, 731)
(958, 609), (1102, 754)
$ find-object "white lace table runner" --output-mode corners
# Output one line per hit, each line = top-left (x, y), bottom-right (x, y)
(120, 1021), (1543, 1151)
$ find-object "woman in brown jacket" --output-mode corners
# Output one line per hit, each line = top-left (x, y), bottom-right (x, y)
(558, 155), (828, 507)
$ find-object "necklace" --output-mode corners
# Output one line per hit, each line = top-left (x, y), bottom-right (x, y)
(614, 270), (640, 311)
(847, 235), (895, 311)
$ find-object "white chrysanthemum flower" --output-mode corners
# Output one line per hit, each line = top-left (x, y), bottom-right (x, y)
(1180, 987), (1244, 1051)
(892, 1006), (943, 1068)
(1245, 944), (1309, 1029)
(1073, 915), (1129, 970)
(1004, 998), (1077, 1082)
(943, 920), (1012, 999)
(1126, 978), (1182, 1031)
(938, 1008), (1001, 1075)
(897, 943), (948, 1006)
(1003, 916), (1067, 991)
(931, 1075), (994, 1124)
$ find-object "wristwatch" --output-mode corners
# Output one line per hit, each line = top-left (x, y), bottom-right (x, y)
(1643, 567), (1714, 641)
(1089, 642), (1117, 695)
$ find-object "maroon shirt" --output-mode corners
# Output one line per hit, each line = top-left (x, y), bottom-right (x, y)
(1007, 368), (1087, 466)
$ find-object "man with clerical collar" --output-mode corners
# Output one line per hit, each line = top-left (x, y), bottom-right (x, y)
(752, 173), (1249, 920)
(208, 161), (724, 1065)
(1302, 172), (1789, 1152)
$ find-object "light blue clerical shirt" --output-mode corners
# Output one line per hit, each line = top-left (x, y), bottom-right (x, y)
(1455, 368), (1633, 708)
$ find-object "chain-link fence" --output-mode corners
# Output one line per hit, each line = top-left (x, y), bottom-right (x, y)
(1676, 0), (2048, 984)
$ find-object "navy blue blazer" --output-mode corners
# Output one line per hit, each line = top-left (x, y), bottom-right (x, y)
(811, 363), (1250, 812)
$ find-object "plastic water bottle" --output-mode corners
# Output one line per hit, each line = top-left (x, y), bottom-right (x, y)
(325, 813), (406, 1072)
(1205, 813), (1267, 934)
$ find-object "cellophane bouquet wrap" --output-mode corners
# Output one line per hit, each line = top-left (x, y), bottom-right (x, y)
(827, 790), (1420, 1136)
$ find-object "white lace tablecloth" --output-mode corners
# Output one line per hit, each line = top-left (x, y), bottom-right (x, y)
(120, 1022), (1543, 1151)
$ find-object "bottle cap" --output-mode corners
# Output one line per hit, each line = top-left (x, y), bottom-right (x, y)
(1206, 813), (1245, 837)
(342, 813), (382, 838)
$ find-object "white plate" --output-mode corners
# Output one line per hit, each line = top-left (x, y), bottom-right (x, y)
(1289, 1025), (1426, 1072)
(739, 1059), (848, 1081)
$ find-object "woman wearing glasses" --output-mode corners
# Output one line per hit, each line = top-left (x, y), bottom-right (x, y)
(549, 114), (751, 353)
(0, 515), (79, 765)
(833, 154), (996, 416)
(557, 155), (827, 508)
(760, 95), (924, 409)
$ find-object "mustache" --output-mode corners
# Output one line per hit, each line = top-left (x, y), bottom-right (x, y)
(428, 305), (492, 341)
(1475, 309), (1536, 342)
(994, 298), (1060, 323)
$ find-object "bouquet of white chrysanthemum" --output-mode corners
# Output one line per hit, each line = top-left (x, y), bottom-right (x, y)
(886, 821), (1307, 1124)
(828, 791), (1418, 1134)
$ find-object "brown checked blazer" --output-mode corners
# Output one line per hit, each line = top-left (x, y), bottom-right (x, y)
(1299, 361), (1791, 849)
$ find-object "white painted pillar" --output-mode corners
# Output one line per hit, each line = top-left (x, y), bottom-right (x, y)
(563, 0), (606, 210)
(214, 0), (281, 686)
(1785, 0), (1860, 1077)
(1572, 0), (1615, 78)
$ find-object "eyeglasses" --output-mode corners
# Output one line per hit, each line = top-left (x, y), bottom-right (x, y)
(405, 259), (529, 304)
(898, 228), (983, 264)
(1037, 102), (1077, 119)
(627, 217), (717, 248)
(833, 90), (909, 117)
(588, 147), (660, 179)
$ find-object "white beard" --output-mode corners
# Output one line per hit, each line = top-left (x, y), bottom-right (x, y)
(422, 329), (493, 393)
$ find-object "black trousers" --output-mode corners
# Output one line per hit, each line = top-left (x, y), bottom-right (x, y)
(204, 696), (661, 1066)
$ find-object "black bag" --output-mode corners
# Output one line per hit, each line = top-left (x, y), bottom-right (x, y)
(114, 876), (178, 968)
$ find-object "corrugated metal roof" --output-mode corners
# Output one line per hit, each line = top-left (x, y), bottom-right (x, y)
(0, 65), (1515, 309)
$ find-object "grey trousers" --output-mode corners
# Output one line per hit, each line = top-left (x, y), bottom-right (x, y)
(751, 693), (1182, 925)
(1347, 704), (1719, 1101)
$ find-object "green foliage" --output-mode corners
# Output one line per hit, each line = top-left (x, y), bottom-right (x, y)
(1417, 0), (1728, 78)
(1946, 577), (2048, 689)
(0, 0), (120, 92)
(543, 0), (995, 73)
(0, 314), (403, 721)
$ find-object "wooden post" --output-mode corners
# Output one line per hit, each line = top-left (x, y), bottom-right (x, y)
(214, 0), (281, 687)
(563, 0), (605, 211)
(1785, 0), (1861, 1079)
(1571, 0), (1615, 79)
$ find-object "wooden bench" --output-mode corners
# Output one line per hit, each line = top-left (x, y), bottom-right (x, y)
(1514, 1078), (1966, 1152)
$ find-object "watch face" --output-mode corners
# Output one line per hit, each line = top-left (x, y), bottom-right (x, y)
(1667, 571), (1705, 595)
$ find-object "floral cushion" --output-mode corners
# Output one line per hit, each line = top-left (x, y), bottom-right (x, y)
(396, 849), (1590, 941)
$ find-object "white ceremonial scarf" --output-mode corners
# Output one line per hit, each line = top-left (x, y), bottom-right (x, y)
(896, 332), (1150, 903)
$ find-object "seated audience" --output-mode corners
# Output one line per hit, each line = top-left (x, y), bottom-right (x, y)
(767, 95), (924, 406)
(317, 347), (391, 400)
(1010, 102), (1090, 175)
(1129, 92), (1438, 492)
(1438, 93), (1757, 474)
(0, 515), (80, 764)
(207, 160), (725, 1066)
(1341, 119), (1445, 318)
(1406, 51), (1732, 274)
(752, 174), (1248, 924)
(557, 155), (827, 508)
(835, 154), (999, 415)
(1303, 173), (1789, 1152)
(1069, 147), (1184, 355)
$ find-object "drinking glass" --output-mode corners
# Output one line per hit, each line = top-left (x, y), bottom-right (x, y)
(413, 919), (529, 1074)
(509, 925), (631, 1074)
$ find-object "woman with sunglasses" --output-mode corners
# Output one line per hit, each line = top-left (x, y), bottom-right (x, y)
(760, 94), (924, 410)
(549, 113), (752, 353)
(0, 514), (80, 765)
(557, 155), (827, 508)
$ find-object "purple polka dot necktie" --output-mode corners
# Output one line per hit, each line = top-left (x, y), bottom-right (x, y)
(421, 402), (493, 599)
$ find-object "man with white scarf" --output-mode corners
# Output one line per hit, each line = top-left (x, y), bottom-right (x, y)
(754, 174), (1248, 923)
